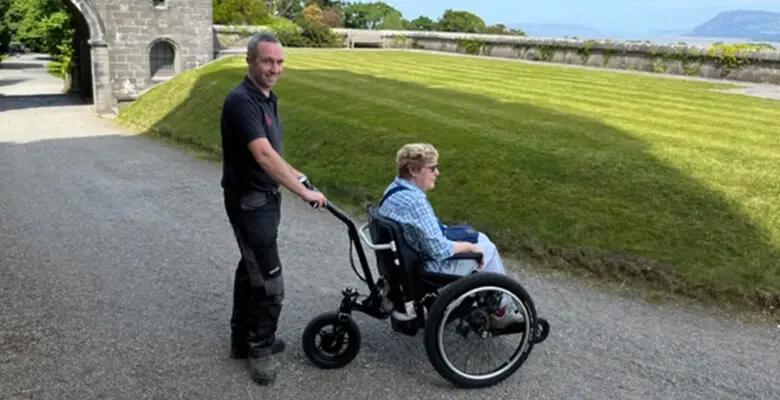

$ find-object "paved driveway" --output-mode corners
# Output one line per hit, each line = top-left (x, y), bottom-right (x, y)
(1, 54), (778, 400)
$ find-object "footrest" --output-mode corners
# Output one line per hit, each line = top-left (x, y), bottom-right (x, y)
(491, 317), (550, 344)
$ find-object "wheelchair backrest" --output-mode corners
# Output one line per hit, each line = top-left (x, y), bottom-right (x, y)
(365, 204), (420, 283)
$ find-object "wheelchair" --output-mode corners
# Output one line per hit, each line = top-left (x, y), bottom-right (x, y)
(299, 179), (550, 389)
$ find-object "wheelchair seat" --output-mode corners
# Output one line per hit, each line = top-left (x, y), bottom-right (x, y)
(363, 204), (479, 308)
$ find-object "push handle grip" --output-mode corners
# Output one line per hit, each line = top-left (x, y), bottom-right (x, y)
(298, 176), (320, 208)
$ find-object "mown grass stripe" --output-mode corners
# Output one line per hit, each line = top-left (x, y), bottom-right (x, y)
(282, 96), (770, 283)
(280, 52), (774, 161)
(280, 68), (780, 254)
(289, 55), (720, 100)
(359, 49), (745, 89)
(287, 50), (739, 94)
(310, 69), (777, 147)
(282, 70), (779, 215)
(287, 56), (779, 127)
(306, 50), (774, 110)
(285, 67), (779, 155)
(338, 53), (777, 109)
(279, 63), (780, 192)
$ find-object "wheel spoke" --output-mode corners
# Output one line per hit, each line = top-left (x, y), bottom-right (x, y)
(425, 274), (537, 387)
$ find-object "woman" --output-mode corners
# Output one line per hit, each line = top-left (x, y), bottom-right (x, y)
(377, 143), (524, 328)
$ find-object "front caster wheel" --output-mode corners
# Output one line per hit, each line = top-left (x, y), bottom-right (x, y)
(531, 317), (550, 344)
(301, 311), (361, 369)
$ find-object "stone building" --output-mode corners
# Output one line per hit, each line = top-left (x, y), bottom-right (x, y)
(64, 0), (214, 114)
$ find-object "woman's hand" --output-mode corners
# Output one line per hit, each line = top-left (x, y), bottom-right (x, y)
(453, 242), (484, 268)
(471, 243), (485, 268)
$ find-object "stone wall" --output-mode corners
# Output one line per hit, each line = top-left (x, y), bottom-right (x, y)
(214, 25), (780, 85)
(97, 0), (214, 101)
(376, 30), (780, 84)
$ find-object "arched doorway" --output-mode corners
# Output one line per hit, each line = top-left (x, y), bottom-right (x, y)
(63, 1), (92, 100)
(62, 0), (114, 114)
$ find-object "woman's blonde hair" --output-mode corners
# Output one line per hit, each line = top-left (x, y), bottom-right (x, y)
(395, 143), (438, 178)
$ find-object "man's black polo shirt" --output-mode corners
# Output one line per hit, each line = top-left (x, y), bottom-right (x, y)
(220, 75), (283, 194)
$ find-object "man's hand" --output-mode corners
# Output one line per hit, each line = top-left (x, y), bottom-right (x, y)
(302, 189), (327, 208)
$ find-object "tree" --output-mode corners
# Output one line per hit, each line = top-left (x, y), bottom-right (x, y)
(1, 0), (74, 76)
(301, 0), (323, 22)
(378, 12), (406, 29)
(312, 0), (339, 8)
(265, 0), (300, 18)
(408, 15), (437, 31)
(3, 0), (72, 54)
(321, 5), (341, 27)
(266, 0), (305, 19)
(437, 9), (486, 33)
(486, 23), (525, 36)
(341, 1), (405, 30)
(0, 0), (13, 56)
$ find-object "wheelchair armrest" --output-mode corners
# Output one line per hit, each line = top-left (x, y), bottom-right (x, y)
(446, 252), (483, 262)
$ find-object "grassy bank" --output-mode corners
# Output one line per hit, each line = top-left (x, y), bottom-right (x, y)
(116, 49), (780, 318)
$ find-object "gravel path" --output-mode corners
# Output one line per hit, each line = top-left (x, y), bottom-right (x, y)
(1, 54), (779, 400)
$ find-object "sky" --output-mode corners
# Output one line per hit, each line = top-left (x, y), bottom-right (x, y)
(375, 0), (780, 36)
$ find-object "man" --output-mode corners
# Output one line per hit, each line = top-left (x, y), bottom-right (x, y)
(220, 32), (327, 386)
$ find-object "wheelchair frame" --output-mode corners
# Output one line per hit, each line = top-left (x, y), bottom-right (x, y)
(299, 179), (550, 388)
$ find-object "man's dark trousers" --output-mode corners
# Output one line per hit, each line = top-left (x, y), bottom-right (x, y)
(223, 189), (284, 359)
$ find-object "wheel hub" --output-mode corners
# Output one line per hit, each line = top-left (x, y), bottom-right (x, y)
(319, 328), (345, 354)
(455, 308), (491, 339)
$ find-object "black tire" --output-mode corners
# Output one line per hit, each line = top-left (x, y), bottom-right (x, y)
(423, 272), (538, 388)
(532, 317), (550, 344)
(301, 311), (361, 369)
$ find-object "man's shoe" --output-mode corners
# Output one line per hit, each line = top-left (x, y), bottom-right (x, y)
(246, 339), (286, 385)
(231, 338), (286, 359)
(248, 355), (277, 385)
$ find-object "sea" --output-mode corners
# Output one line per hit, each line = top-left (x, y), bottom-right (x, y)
(542, 33), (780, 48)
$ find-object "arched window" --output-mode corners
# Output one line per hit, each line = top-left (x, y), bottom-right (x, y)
(149, 40), (175, 78)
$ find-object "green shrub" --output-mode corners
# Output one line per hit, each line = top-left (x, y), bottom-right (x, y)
(269, 19), (343, 48)
(265, 16), (299, 30)
(213, 0), (270, 25)
(271, 24), (307, 47)
(297, 19), (343, 48)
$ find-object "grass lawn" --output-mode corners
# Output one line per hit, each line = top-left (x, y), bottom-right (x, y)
(116, 49), (780, 317)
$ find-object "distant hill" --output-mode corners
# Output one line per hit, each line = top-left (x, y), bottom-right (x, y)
(687, 10), (780, 41)
(508, 23), (601, 38)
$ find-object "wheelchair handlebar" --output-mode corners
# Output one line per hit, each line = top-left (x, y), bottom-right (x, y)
(300, 177), (395, 256)
(299, 176), (342, 218)
(299, 176), (319, 206)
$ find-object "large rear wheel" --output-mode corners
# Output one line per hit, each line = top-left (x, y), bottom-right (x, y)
(423, 272), (538, 388)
